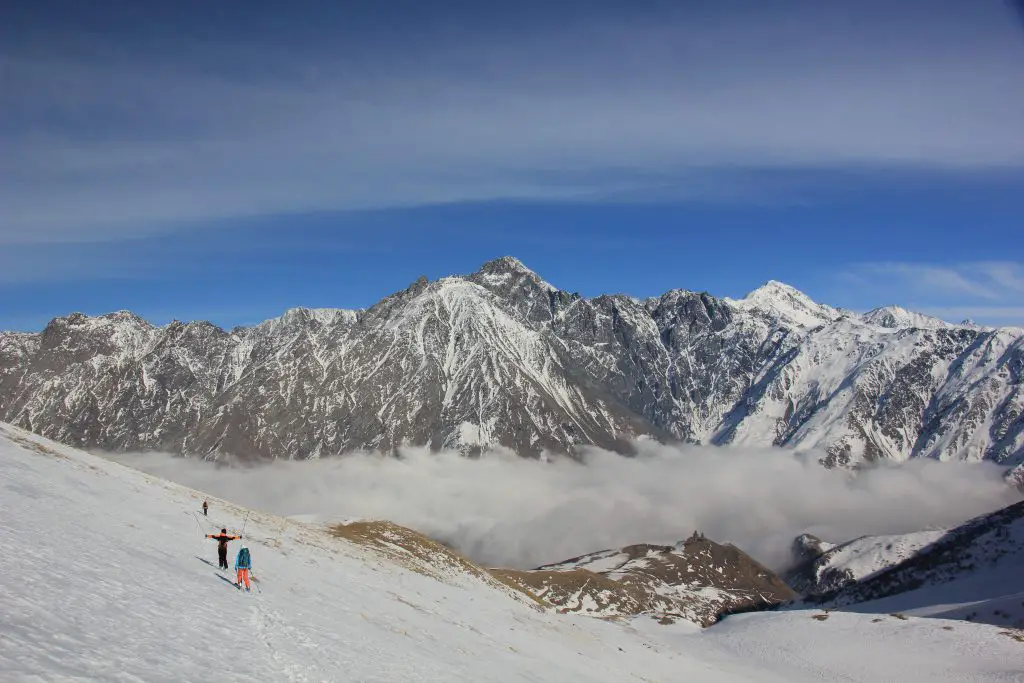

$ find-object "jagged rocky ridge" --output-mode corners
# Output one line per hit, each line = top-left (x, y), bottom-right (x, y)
(1, 256), (1023, 466)
(493, 532), (796, 626)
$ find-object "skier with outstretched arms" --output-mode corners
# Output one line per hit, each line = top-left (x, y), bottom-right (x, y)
(206, 528), (240, 569)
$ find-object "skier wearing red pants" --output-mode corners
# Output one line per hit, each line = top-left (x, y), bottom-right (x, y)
(235, 546), (253, 591)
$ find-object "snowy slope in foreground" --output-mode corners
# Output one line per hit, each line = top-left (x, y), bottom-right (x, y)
(639, 610), (1024, 683)
(2, 424), (1022, 682)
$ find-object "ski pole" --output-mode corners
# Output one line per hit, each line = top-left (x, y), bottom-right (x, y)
(190, 512), (204, 538)
(252, 575), (262, 594)
(240, 510), (251, 538)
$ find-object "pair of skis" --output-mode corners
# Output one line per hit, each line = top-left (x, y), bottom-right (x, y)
(234, 575), (261, 594)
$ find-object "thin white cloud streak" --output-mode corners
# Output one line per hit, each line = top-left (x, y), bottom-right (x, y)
(849, 263), (1005, 300)
(981, 262), (1024, 293)
(104, 442), (1021, 572)
(839, 261), (1024, 326)
(2, 2), (1024, 242)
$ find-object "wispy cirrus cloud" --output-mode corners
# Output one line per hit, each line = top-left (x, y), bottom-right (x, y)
(848, 263), (1008, 300)
(2, 1), (1023, 245)
(838, 261), (1024, 326)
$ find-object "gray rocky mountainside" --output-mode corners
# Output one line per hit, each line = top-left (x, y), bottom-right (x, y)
(1, 256), (1023, 466)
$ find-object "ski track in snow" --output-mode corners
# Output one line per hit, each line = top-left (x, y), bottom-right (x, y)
(2, 423), (1023, 682)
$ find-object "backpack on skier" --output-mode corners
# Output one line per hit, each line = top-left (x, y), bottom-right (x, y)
(235, 546), (254, 591)
(236, 546), (251, 569)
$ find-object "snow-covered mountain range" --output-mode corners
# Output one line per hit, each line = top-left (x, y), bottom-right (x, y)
(2, 256), (1022, 466)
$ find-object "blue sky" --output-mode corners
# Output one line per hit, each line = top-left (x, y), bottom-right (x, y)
(2, 0), (1023, 330)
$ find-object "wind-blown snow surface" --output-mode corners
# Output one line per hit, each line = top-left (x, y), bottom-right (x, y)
(3, 423), (1024, 682)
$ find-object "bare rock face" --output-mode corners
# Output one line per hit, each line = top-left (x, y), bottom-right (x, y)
(791, 533), (834, 564)
(494, 532), (797, 626)
(1, 256), (1023, 466)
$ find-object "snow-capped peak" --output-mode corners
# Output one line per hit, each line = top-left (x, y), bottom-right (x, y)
(99, 310), (153, 327)
(728, 281), (842, 331)
(46, 310), (153, 331)
(752, 280), (804, 297)
(746, 281), (820, 309)
(861, 306), (951, 330)
(479, 255), (534, 275)
(473, 256), (557, 292)
(258, 306), (360, 330)
(959, 319), (994, 332)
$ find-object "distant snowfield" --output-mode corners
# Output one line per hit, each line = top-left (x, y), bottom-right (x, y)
(2, 423), (1023, 682)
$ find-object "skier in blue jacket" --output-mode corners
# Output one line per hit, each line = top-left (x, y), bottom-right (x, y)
(235, 546), (253, 591)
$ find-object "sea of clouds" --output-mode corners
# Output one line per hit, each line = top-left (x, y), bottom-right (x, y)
(106, 441), (1021, 571)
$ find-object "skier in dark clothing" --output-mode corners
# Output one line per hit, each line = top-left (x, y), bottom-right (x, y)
(202, 500), (208, 516)
(206, 528), (241, 569)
